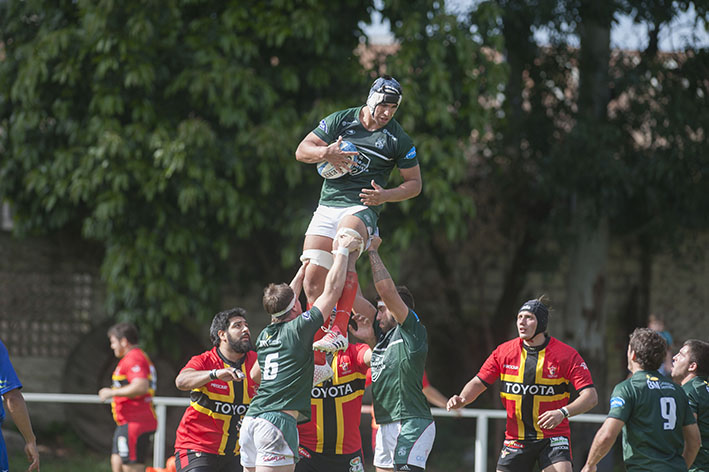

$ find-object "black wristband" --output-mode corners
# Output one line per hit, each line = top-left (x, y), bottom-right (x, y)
(560, 406), (570, 418)
(209, 369), (218, 380)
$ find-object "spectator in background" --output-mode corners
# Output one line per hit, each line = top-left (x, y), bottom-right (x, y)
(0, 339), (40, 471)
(648, 314), (674, 375)
(99, 323), (157, 472)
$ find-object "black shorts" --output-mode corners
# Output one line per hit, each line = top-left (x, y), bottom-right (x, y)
(496, 437), (572, 472)
(111, 422), (155, 464)
(174, 449), (242, 472)
(295, 445), (365, 472)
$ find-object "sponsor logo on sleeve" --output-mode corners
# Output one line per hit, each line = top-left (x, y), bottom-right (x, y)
(405, 146), (416, 159)
(318, 120), (328, 133)
(610, 396), (625, 408)
(301, 311), (311, 320)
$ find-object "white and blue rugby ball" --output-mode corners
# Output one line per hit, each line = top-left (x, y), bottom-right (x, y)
(317, 141), (357, 179)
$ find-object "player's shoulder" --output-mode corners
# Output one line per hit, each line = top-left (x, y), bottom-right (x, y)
(496, 337), (522, 352)
(547, 337), (584, 358)
(124, 347), (148, 362)
(323, 106), (360, 124)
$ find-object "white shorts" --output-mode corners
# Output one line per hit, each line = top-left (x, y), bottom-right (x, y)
(373, 418), (436, 469)
(239, 413), (299, 468)
(304, 205), (377, 239)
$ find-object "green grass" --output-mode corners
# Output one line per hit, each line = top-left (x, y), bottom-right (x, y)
(10, 449), (111, 472)
(6, 424), (111, 472)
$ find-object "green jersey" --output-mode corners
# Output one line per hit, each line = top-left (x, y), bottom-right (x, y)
(683, 376), (709, 472)
(608, 370), (697, 471)
(312, 106), (418, 212)
(371, 309), (432, 424)
(246, 307), (323, 423)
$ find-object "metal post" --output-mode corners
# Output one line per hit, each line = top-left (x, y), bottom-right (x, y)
(153, 403), (167, 468)
(475, 413), (488, 472)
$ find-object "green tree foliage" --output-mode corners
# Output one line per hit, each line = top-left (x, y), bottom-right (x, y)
(0, 0), (374, 338)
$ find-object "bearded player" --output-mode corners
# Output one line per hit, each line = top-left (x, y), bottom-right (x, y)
(173, 308), (257, 472)
(295, 75), (421, 385)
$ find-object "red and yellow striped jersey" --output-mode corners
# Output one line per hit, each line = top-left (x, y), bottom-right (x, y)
(477, 336), (593, 440)
(174, 347), (258, 456)
(111, 347), (157, 427)
(298, 343), (370, 454)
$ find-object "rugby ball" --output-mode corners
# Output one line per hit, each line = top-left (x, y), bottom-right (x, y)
(317, 141), (357, 179)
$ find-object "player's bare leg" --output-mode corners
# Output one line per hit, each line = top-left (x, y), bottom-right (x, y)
(542, 461), (572, 472)
(312, 215), (366, 353)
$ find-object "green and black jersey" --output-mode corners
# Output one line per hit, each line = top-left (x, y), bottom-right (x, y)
(371, 310), (432, 424)
(683, 376), (709, 472)
(608, 370), (696, 471)
(312, 106), (418, 212)
(246, 307), (324, 423)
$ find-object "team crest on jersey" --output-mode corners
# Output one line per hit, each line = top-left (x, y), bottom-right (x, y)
(375, 136), (386, 149)
(340, 360), (351, 374)
(610, 396), (625, 408)
(547, 363), (558, 378)
(580, 362), (588, 370)
(405, 146), (416, 159)
(397, 447), (407, 457)
(346, 129), (356, 135)
(318, 120), (328, 133)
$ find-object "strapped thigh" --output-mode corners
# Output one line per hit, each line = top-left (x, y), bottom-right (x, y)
(300, 249), (334, 270)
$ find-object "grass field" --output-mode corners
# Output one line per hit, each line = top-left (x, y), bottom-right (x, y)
(9, 449), (111, 472)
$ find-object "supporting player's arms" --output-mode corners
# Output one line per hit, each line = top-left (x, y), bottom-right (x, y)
(580, 417), (624, 472)
(447, 376), (488, 410)
(312, 233), (361, 316)
(367, 237), (409, 324)
(682, 423), (700, 468)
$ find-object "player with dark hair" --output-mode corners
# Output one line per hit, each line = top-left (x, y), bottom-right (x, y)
(671, 339), (709, 472)
(581, 328), (700, 471)
(351, 236), (435, 472)
(99, 322), (157, 472)
(447, 297), (598, 472)
(295, 75), (422, 384)
(0, 339), (40, 472)
(239, 232), (362, 472)
(173, 308), (257, 472)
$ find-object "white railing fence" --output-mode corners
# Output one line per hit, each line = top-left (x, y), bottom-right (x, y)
(22, 393), (607, 472)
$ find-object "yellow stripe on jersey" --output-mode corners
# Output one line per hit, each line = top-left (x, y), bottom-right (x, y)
(190, 402), (236, 455)
(501, 392), (525, 438)
(312, 398), (324, 453)
(534, 350), (570, 386)
(334, 389), (365, 455)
